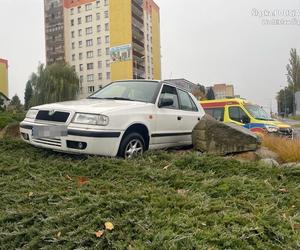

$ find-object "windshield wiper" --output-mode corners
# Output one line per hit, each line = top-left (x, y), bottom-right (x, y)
(104, 97), (134, 101)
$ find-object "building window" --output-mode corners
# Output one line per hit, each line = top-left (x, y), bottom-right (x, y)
(79, 64), (83, 71)
(87, 74), (94, 82)
(98, 61), (102, 69)
(87, 63), (94, 70)
(85, 15), (92, 23)
(80, 75), (84, 83)
(97, 25), (101, 32)
(85, 3), (92, 11)
(88, 86), (95, 93)
(105, 35), (109, 43)
(72, 42), (75, 49)
(97, 49), (102, 56)
(96, 13), (100, 20)
(78, 17), (82, 25)
(106, 72), (110, 79)
(79, 53), (83, 60)
(96, 1), (100, 8)
(97, 37), (101, 45)
(104, 10), (109, 18)
(72, 54), (75, 61)
(71, 19), (74, 26)
(77, 6), (81, 13)
(70, 8), (74, 15)
(105, 23), (109, 31)
(86, 27), (93, 35)
(78, 29), (82, 36)
(106, 47), (110, 55)
(87, 51), (93, 58)
(104, 0), (108, 6)
(71, 31), (75, 38)
(86, 39), (93, 47)
(78, 41), (83, 47)
(106, 60), (110, 67)
(98, 73), (103, 80)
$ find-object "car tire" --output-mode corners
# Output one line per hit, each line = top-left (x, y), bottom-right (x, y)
(118, 132), (145, 159)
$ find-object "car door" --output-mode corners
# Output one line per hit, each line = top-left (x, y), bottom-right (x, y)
(177, 89), (202, 144)
(152, 84), (183, 146)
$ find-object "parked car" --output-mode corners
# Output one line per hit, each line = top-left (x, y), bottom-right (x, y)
(20, 80), (205, 158)
(200, 98), (293, 138)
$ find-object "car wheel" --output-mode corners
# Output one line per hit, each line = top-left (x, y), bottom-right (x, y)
(118, 132), (145, 159)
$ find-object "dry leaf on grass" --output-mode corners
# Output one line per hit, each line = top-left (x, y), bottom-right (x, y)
(57, 231), (61, 238)
(66, 175), (73, 181)
(28, 192), (33, 197)
(177, 189), (188, 195)
(163, 164), (171, 170)
(278, 188), (289, 193)
(105, 222), (114, 231)
(95, 230), (104, 238)
(294, 224), (300, 230)
(78, 177), (88, 185)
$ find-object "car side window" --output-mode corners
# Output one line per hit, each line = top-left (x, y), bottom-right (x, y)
(177, 89), (198, 112)
(204, 108), (224, 121)
(158, 85), (179, 109)
(229, 106), (250, 124)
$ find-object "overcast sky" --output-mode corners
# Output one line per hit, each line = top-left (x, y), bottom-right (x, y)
(0, 0), (299, 112)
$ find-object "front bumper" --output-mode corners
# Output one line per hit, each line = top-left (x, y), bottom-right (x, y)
(20, 122), (123, 157)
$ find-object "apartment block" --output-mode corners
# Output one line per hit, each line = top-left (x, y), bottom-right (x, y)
(0, 58), (9, 97)
(44, 0), (161, 98)
(213, 83), (235, 99)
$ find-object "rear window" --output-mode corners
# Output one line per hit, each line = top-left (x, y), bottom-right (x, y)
(204, 108), (224, 121)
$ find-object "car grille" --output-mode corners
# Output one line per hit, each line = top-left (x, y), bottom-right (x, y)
(36, 110), (70, 123)
(32, 138), (62, 147)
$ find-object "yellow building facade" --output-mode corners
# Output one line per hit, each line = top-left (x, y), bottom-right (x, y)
(0, 59), (8, 97)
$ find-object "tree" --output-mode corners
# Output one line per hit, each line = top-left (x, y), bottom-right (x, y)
(206, 87), (215, 100)
(24, 80), (33, 110)
(192, 84), (206, 100)
(0, 97), (4, 112)
(9, 94), (22, 111)
(286, 48), (300, 115)
(29, 63), (79, 106)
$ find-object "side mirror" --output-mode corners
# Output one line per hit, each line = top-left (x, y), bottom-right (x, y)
(159, 98), (174, 108)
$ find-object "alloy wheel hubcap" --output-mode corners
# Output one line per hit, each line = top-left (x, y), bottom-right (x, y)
(125, 139), (143, 159)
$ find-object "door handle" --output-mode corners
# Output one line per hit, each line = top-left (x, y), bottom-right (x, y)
(177, 116), (182, 121)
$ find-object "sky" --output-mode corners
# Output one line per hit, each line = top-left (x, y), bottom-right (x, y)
(0, 0), (299, 113)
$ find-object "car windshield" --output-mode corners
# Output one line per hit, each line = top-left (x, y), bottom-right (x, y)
(88, 81), (161, 103)
(245, 104), (273, 121)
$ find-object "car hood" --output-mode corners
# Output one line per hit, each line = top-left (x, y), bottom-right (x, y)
(34, 99), (153, 114)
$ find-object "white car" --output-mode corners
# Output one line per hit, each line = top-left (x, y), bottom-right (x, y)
(20, 80), (205, 158)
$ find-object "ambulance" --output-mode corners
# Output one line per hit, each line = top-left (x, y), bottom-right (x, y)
(200, 98), (293, 138)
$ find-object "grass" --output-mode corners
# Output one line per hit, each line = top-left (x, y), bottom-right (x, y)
(0, 139), (299, 249)
(262, 136), (300, 163)
(0, 111), (25, 129)
(290, 116), (300, 121)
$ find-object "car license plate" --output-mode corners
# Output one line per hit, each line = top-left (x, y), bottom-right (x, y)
(32, 125), (68, 138)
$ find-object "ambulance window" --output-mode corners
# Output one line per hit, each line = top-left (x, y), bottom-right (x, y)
(204, 108), (224, 122)
(229, 107), (250, 124)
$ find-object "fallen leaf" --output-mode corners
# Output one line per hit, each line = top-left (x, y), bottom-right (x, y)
(282, 213), (287, 219)
(78, 177), (88, 185)
(278, 188), (289, 193)
(294, 224), (300, 230)
(163, 164), (171, 170)
(95, 230), (104, 238)
(28, 192), (34, 197)
(66, 175), (73, 181)
(177, 189), (188, 195)
(57, 231), (61, 238)
(105, 222), (114, 231)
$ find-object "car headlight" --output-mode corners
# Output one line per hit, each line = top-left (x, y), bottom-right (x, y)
(265, 125), (279, 133)
(26, 109), (39, 119)
(72, 113), (109, 126)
